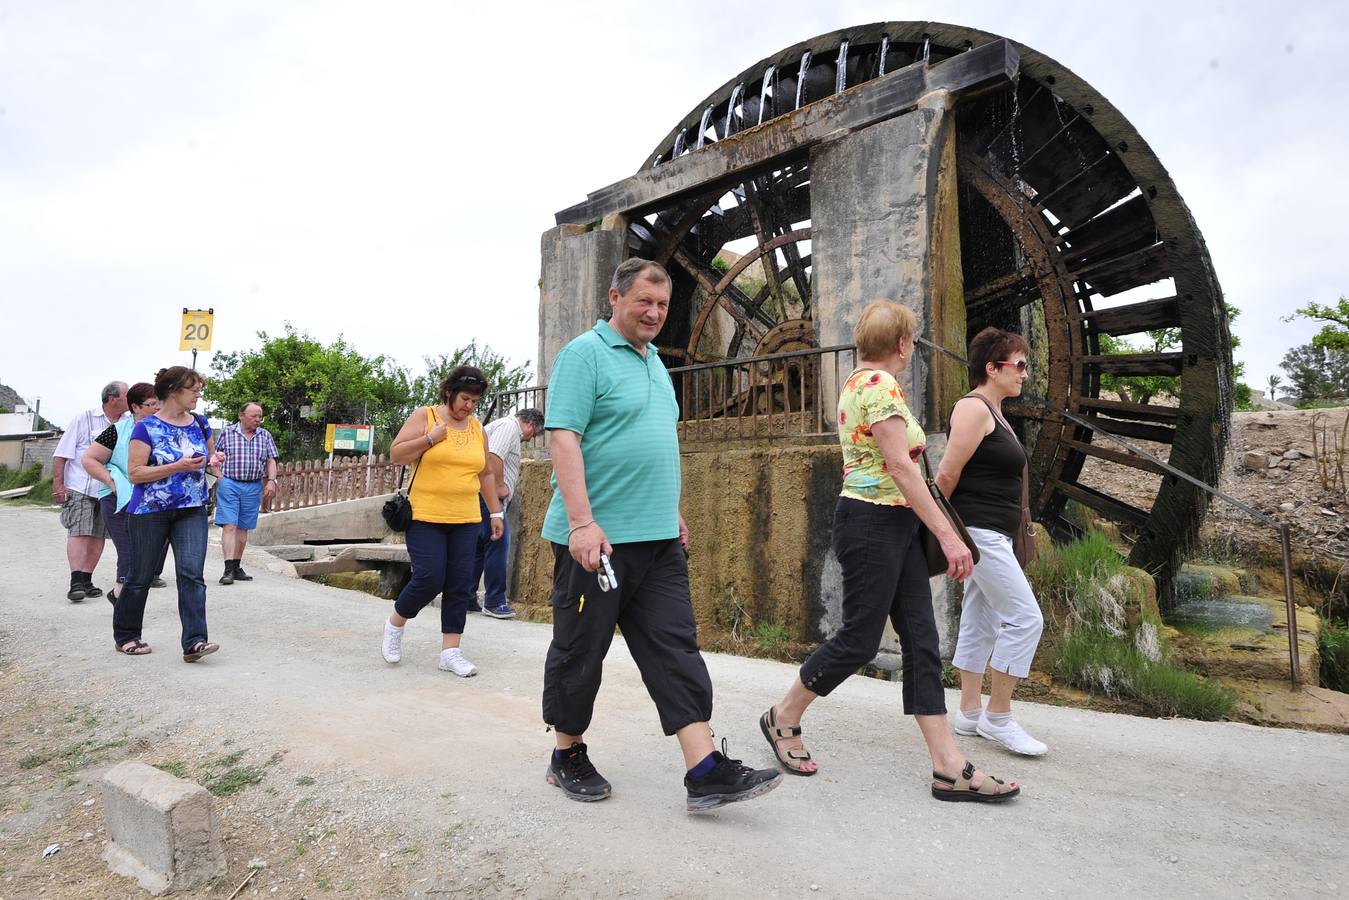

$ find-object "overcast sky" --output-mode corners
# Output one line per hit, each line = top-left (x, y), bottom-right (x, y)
(2, 0), (1346, 425)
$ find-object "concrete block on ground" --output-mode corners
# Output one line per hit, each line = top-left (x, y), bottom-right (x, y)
(102, 761), (225, 895)
(250, 494), (392, 545)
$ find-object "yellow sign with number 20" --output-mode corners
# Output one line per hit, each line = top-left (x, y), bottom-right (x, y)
(179, 309), (214, 351)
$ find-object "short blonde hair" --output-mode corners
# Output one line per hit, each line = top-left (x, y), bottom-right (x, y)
(854, 301), (918, 359)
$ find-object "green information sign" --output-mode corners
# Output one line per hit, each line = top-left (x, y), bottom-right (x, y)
(325, 423), (372, 453)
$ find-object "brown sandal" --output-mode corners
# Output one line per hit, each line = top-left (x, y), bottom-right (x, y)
(931, 761), (1019, 802)
(183, 641), (219, 663)
(759, 707), (816, 776)
(116, 640), (152, 656)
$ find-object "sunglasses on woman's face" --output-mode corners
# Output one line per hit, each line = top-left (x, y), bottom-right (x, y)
(996, 360), (1029, 372)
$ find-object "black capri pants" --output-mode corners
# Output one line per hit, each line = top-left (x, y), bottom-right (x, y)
(798, 497), (947, 716)
(542, 539), (714, 736)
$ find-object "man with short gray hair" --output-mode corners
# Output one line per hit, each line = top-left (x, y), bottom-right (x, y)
(52, 381), (128, 601)
(212, 401), (280, 584)
(472, 407), (544, 618)
(541, 258), (781, 810)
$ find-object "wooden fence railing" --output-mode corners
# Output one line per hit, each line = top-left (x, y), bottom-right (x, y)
(266, 454), (404, 512)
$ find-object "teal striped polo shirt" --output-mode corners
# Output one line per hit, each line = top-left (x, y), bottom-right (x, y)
(541, 318), (681, 545)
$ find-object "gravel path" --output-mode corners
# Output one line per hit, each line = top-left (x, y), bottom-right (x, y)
(1, 504), (1347, 898)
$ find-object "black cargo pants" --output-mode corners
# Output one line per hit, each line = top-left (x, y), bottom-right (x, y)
(542, 539), (714, 736)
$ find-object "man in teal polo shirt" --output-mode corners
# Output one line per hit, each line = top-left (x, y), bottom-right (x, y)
(541, 257), (782, 812)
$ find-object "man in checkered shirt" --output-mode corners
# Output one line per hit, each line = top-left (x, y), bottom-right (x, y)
(211, 401), (279, 584)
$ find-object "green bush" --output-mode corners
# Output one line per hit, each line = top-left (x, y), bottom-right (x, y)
(0, 463), (42, 490)
(1321, 623), (1349, 694)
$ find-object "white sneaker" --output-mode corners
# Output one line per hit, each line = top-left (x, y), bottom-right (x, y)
(382, 621), (404, 664)
(951, 708), (982, 736)
(439, 648), (478, 677)
(975, 715), (1048, 756)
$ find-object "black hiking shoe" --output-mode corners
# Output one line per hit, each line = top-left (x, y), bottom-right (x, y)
(233, 565), (253, 581)
(684, 740), (783, 812)
(81, 583), (103, 599)
(219, 568), (234, 585)
(546, 742), (611, 802)
(66, 585), (87, 602)
(150, 577), (167, 588)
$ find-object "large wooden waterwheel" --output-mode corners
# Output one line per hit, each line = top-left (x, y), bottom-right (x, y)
(626, 22), (1232, 592)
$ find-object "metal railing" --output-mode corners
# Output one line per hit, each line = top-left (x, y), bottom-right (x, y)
(668, 345), (857, 443)
(915, 336), (1306, 689)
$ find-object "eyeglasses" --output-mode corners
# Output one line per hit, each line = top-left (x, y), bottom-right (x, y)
(995, 360), (1029, 372)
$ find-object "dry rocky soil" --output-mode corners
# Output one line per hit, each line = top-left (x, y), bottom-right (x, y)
(1079, 406), (1349, 569)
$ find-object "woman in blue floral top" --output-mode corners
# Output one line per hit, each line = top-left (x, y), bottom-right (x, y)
(112, 366), (226, 660)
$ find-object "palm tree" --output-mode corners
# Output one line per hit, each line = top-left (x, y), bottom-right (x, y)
(1265, 374), (1283, 402)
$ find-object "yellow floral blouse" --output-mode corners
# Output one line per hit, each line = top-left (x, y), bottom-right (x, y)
(837, 369), (926, 506)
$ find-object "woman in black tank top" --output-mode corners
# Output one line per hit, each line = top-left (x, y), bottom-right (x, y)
(935, 328), (1049, 757)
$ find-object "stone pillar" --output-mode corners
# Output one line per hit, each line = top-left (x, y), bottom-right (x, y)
(808, 94), (969, 660)
(809, 92), (967, 430)
(537, 224), (626, 383)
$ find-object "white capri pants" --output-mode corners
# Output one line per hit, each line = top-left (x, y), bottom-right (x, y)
(951, 527), (1044, 679)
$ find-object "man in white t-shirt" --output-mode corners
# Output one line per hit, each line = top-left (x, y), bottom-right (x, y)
(472, 408), (543, 618)
(52, 381), (128, 601)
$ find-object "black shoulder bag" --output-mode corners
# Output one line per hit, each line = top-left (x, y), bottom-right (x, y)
(382, 462), (419, 532)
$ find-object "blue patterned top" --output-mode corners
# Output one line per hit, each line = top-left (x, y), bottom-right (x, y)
(128, 415), (213, 514)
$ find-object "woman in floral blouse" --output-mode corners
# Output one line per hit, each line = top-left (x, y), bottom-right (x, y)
(758, 300), (1020, 803)
(112, 366), (225, 660)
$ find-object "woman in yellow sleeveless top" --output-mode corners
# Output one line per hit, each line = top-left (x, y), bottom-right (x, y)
(380, 366), (504, 677)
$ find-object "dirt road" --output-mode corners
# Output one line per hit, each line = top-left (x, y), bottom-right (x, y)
(1, 505), (1346, 898)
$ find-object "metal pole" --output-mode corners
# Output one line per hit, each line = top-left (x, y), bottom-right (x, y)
(1280, 524), (1303, 689)
(191, 348), (198, 371)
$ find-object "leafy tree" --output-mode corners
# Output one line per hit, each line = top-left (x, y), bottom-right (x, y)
(1280, 342), (1349, 404)
(205, 324), (410, 458)
(409, 340), (533, 420)
(1287, 296), (1349, 352)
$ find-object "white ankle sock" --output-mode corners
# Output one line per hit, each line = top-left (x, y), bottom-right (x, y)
(984, 710), (1012, 727)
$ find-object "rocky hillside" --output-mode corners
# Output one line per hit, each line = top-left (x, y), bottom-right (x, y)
(1078, 405), (1349, 564)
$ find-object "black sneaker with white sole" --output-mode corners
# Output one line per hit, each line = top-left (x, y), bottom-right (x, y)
(684, 740), (783, 812)
(546, 742), (611, 802)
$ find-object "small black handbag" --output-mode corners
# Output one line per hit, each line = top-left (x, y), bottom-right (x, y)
(381, 463), (419, 532)
(918, 448), (980, 577)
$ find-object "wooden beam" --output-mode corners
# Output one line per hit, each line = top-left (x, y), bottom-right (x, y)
(1062, 438), (1170, 476)
(1054, 480), (1150, 528)
(1077, 297), (1181, 336)
(556, 39), (1019, 225)
(1080, 352), (1183, 376)
(1074, 397), (1180, 424)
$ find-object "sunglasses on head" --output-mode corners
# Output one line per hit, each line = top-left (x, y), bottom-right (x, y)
(452, 376), (487, 388)
(995, 360), (1029, 372)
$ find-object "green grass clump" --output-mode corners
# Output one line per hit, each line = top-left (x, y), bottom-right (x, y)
(750, 620), (788, 655)
(1320, 623), (1349, 694)
(1054, 628), (1235, 720)
(154, 760), (190, 779)
(206, 765), (265, 796)
(1031, 529), (1234, 720)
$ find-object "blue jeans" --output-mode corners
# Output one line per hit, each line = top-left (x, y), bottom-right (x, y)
(113, 506), (209, 652)
(394, 519), (479, 634)
(100, 495), (168, 584)
(473, 497), (509, 608)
